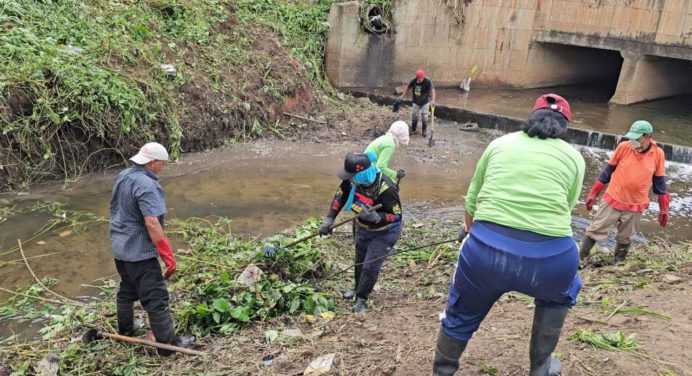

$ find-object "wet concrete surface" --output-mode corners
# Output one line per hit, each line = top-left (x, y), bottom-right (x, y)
(1, 120), (691, 339)
(362, 84), (692, 147)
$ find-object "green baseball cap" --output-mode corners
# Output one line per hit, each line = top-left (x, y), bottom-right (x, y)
(624, 120), (653, 139)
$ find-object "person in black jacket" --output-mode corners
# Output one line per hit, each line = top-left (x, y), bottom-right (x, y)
(319, 152), (403, 313)
(399, 69), (436, 136)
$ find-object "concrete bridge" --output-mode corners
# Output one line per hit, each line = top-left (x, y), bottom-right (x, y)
(326, 0), (692, 104)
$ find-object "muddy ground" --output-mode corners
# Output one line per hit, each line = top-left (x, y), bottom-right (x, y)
(158, 215), (691, 376)
(1, 103), (690, 375)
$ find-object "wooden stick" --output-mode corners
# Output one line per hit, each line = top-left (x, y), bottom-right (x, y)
(0, 286), (65, 305)
(98, 331), (206, 356)
(1, 253), (56, 265)
(279, 204), (382, 249)
(17, 239), (83, 306)
(605, 300), (628, 322)
(282, 112), (327, 125)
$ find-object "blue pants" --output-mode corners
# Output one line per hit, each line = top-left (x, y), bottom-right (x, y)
(354, 223), (402, 300)
(442, 221), (582, 341)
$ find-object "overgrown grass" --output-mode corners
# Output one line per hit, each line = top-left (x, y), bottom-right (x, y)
(0, 1), (231, 188)
(0, 217), (336, 374)
(0, 0), (364, 191)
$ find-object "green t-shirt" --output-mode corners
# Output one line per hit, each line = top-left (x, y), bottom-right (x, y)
(465, 131), (585, 237)
(365, 134), (398, 181)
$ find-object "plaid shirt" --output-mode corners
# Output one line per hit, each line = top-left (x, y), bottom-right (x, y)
(109, 165), (166, 262)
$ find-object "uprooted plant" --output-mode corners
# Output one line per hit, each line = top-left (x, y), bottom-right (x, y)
(0, 217), (336, 374)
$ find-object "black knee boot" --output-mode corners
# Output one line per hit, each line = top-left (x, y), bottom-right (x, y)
(353, 270), (378, 312)
(613, 243), (630, 263)
(148, 309), (195, 356)
(117, 301), (134, 336)
(422, 120), (428, 137)
(433, 329), (468, 376)
(411, 119), (418, 134)
(579, 236), (596, 261)
(529, 307), (568, 376)
(343, 264), (362, 299)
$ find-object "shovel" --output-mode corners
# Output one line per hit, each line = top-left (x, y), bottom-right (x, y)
(428, 105), (436, 147)
(82, 328), (206, 356)
(264, 204), (382, 256)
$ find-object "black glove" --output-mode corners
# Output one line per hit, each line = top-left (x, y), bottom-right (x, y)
(357, 207), (381, 223)
(396, 169), (406, 179)
(457, 226), (468, 243)
(318, 217), (335, 236)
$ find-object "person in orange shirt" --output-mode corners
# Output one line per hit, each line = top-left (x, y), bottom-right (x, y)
(580, 120), (670, 264)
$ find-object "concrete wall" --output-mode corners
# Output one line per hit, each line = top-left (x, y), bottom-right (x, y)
(325, 0), (692, 103)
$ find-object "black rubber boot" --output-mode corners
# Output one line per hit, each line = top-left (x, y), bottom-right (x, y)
(343, 263), (362, 300)
(411, 119), (418, 134)
(148, 309), (195, 356)
(613, 242), (631, 263)
(432, 329), (468, 376)
(355, 271), (377, 301)
(117, 301), (134, 337)
(579, 236), (596, 261)
(352, 297), (368, 313)
(529, 306), (568, 376)
(422, 121), (428, 137)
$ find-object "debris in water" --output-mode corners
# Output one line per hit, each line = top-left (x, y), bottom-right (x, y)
(304, 353), (335, 376)
(58, 230), (72, 238)
(37, 241), (46, 246)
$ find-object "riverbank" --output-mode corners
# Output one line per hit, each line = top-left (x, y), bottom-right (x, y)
(1, 0), (368, 192)
(1, 211), (690, 375)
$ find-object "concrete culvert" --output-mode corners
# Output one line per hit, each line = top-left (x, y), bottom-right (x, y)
(363, 5), (389, 34)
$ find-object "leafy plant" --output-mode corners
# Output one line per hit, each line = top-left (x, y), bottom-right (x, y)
(569, 329), (638, 351)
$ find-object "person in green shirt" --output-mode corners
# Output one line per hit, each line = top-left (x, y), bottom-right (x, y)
(432, 94), (585, 376)
(365, 120), (409, 181)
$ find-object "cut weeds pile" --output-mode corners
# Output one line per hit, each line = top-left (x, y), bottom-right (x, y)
(1, 206), (690, 375)
(0, 208), (459, 375)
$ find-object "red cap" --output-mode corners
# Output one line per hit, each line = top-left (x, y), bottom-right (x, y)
(532, 93), (571, 122)
(415, 69), (425, 79)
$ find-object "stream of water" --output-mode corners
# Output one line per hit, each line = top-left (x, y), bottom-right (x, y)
(1, 119), (690, 340)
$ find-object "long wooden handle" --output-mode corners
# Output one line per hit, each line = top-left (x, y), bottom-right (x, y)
(99, 332), (206, 356)
(281, 204), (383, 249)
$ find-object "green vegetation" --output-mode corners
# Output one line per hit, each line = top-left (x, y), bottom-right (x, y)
(0, 0), (366, 191)
(0, 217), (335, 374)
(569, 329), (639, 351)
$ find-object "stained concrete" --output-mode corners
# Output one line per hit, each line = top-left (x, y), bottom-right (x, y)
(326, 0), (692, 104)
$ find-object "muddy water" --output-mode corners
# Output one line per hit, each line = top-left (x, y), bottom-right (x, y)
(1, 121), (691, 339)
(364, 84), (692, 147)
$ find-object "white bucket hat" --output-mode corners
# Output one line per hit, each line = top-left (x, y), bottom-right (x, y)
(130, 142), (169, 165)
(387, 120), (409, 146)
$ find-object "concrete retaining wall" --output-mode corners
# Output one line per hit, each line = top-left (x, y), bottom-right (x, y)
(326, 0), (692, 104)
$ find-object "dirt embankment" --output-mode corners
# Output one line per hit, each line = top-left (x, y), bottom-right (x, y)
(0, 1), (400, 192)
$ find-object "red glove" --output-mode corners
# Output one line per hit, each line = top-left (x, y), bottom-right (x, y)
(585, 180), (605, 211)
(658, 193), (670, 227)
(155, 238), (176, 278)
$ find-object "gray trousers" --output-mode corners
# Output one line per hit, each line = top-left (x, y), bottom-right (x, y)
(412, 102), (431, 129)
